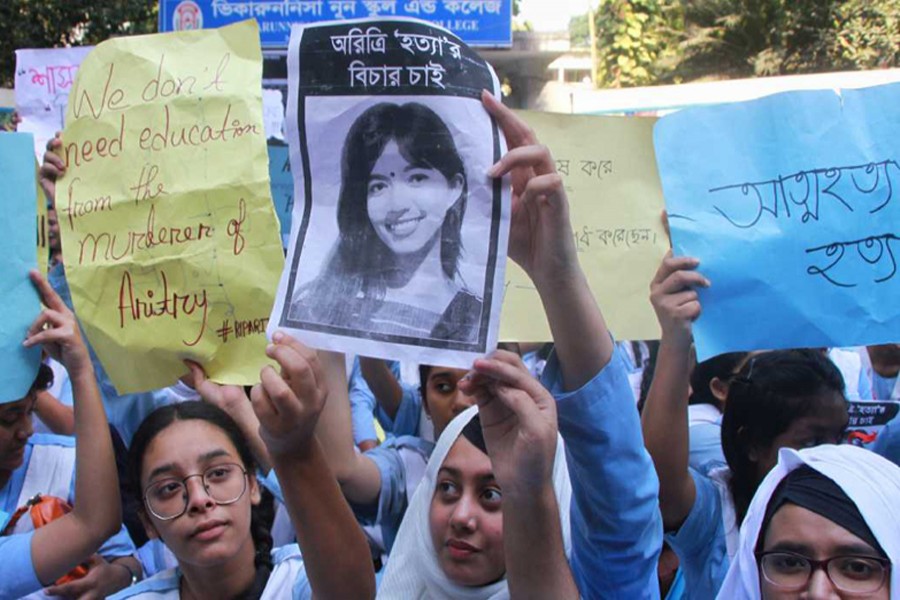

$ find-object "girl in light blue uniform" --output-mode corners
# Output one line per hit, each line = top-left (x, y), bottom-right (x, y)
(643, 254), (850, 599)
(110, 338), (375, 600)
(2, 272), (124, 598)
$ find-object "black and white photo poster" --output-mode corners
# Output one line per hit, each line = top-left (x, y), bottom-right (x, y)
(269, 18), (510, 367)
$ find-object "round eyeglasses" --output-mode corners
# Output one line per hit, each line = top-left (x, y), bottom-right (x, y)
(758, 551), (891, 595)
(143, 463), (249, 521)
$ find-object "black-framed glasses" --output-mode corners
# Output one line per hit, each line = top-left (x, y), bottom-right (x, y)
(143, 463), (249, 521)
(757, 551), (891, 594)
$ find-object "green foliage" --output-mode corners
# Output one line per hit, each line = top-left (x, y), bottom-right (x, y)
(587, 0), (900, 88)
(0, 1), (157, 87)
(593, 0), (680, 87)
(569, 14), (590, 48)
(828, 0), (900, 70)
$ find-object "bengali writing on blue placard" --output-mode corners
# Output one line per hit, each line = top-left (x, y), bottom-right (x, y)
(654, 83), (900, 360)
(159, 0), (512, 47)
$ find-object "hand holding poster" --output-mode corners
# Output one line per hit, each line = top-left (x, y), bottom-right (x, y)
(60, 21), (285, 394)
(655, 82), (900, 360)
(0, 133), (41, 402)
(500, 112), (668, 343)
(271, 18), (510, 368)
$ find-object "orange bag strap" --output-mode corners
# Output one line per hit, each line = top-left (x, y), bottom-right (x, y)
(1, 493), (44, 536)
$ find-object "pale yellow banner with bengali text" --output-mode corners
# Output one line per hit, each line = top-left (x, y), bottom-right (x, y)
(500, 111), (668, 342)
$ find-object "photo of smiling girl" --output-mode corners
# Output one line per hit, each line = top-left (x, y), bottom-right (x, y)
(282, 97), (500, 351)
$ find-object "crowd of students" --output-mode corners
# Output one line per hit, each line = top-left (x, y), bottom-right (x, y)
(2, 90), (899, 600)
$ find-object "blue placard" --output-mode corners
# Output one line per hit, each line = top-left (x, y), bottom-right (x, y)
(159, 0), (512, 48)
(654, 82), (900, 360)
(0, 132), (41, 403)
(267, 142), (294, 246)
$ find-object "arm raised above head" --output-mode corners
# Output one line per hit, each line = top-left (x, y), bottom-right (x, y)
(482, 91), (612, 392)
(250, 334), (375, 599)
(22, 271), (122, 588)
(641, 251), (710, 530)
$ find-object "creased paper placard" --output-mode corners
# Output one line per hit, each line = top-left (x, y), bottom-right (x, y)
(271, 18), (510, 369)
(61, 20), (284, 394)
(655, 82), (900, 360)
(0, 132), (41, 402)
(500, 111), (668, 342)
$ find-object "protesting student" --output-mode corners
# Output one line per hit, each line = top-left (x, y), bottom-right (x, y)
(110, 337), (375, 599)
(351, 357), (423, 450)
(642, 253), (850, 599)
(686, 351), (750, 470)
(371, 91), (663, 598)
(719, 444), (899, 599)
(314, 349), (469, 556)
(2, 272), (126, 598)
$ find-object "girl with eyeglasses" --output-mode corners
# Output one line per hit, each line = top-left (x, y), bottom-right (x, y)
(110, 339), (375, 599)
(641, 253), (850, 599)
(719, 443), (898, 599)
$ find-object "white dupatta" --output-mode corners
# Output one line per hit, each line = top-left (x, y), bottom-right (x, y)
(378, 406), (572, 599)
(717, 444), (900, 599)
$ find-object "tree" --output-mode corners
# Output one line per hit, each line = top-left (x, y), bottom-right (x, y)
(0, 1), (157, 87)
(592, 0), (681, 87)
(586, 0), (900, 88)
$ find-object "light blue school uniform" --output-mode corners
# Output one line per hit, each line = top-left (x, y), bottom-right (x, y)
(543, 346), (664, 599)
(48, 264), (176, 445)
(352, 435), (434, 554)
(109, 544), (311, 599)
(873, 372), (898, 400)
(688, 403), (727, 470)
(0, 434), (137, 599)
(664, 463), (737, 600)
(374, 384), (422, 439)
(872, 416), (900, 467)
(349, 358), (422, 444)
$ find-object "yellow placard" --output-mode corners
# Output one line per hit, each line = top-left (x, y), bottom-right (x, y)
(500, 111), (668, 342)
(60, 21), (284, 394)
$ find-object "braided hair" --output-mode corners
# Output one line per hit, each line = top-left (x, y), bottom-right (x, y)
(129, 402), (275, 596)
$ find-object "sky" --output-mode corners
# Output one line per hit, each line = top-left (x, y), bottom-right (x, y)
(517, 0), (590, 32)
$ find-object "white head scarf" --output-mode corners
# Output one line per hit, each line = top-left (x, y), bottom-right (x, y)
(378, 405), (573, 599)
(717, 444), (900, 599)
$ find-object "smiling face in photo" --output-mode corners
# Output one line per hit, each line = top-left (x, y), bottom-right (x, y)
(366, 140), (464, 256)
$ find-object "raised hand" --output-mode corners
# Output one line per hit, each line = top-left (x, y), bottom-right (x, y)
(184, 360), (251, 415)
(40, 133), (65, 204)
(250, 332), (328, 459)
(459, 350), (558, 496)
(649, 251), (709, 348)
(482, 91), (578, 288)
(24, 270), (91, 377)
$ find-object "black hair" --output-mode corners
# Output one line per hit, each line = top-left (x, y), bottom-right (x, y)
(689, 351), (750, 410)
(637, 341), (660, 413)
(29, 363), (54, 396)
(757, 465), (886, 557)
(419, 364), (433, 404)
(299, 102), (467, 326)
(721, 349), (848, 524)
(128, 402), (274, 578)
(460, 414), (488, 455)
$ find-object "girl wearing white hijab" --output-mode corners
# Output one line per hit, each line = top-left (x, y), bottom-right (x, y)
(718, 444), (899, 599)
(360, 93), (663, 598)
(379, 398), (577, 600)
